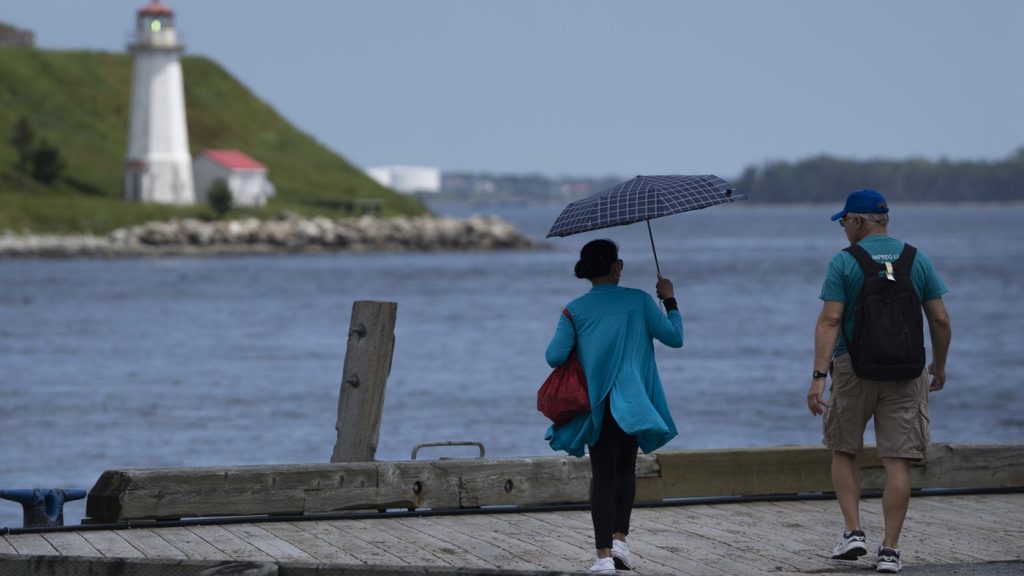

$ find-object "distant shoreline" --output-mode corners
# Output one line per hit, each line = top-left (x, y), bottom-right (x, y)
(0, 214), (540, 259)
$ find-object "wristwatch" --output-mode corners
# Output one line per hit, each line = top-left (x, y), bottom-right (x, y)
(812, 370), (828, 379)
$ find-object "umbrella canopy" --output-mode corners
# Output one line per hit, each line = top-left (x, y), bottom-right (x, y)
(546, 174), (745, 238)
(546, 174), (747, 275)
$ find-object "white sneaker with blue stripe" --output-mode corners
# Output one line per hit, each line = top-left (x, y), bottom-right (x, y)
(876, 546), (902, 573)
(831, 529), (868, 560)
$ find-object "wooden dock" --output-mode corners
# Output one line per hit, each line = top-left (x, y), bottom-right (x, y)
(3, 492), (1023, 574)
(6, 306), (1023, 574)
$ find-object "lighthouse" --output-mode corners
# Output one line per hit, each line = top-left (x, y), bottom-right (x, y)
(124, 0), (195, 205)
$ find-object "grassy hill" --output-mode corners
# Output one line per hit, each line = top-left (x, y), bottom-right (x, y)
(0, 47), (426, 233)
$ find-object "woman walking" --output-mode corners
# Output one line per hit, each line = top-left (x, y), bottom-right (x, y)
(545, 239), (683, 574)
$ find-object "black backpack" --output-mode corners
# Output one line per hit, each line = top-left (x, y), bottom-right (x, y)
(841, 243), (926, 381)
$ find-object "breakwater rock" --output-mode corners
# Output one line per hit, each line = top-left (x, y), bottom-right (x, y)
(0, 214), (539, 258)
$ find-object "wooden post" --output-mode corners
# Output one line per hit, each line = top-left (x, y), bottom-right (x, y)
(331, 301), (398, 463)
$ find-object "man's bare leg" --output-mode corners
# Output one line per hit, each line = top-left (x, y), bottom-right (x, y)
(832, 451), (861, 531)
(881, 457), (911, 548)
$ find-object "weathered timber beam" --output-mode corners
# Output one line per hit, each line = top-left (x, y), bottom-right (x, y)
(916, 443), (1024, 488)
(86, 443), (1024, 522)
(86, 455), (659, 522)
(635, 445), (901, 500)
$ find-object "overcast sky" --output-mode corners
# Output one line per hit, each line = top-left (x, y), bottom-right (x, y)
(4, 1), (1022, 178)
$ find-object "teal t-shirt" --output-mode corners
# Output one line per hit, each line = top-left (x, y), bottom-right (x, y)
(819, 235), (948, 357)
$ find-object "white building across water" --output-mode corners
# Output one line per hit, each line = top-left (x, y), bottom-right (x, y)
(193, 149), (275, 208)
(366, 165), (441, 194)
(123, 0), (195, 205)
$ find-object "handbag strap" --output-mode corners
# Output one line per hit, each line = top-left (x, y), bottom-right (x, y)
(561, 308), (576, 331)
(562, 308), (578, 354)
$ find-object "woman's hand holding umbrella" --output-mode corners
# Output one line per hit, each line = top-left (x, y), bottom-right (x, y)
(656, 275), (674, 301)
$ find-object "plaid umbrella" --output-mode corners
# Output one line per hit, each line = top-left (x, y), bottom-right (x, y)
(546, 174), (746, 274)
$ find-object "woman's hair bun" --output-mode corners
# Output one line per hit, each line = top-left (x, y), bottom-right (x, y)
(574, 259), (592, 279)
(575, 239), (618, 280)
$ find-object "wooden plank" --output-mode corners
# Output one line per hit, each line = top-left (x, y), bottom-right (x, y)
(774, 497), (984, 565)
(361, 516), (457, 561)
(0, 537), (18, 554)
(80, 530), (144, 558)
(516, 508), (705, 575)
(332, 300), (398, 463)
(748, 500), (848, 544)
(186, 525), (273, 561)
(259, 521), (363, 564)
(486, 512), (592, 564)
(637, 446), (894, 500)
(114, 529), (188, 559)
(672, 503), (834, 573)
(920, 444), (1024, 488)
(456, 512), (584, 570)
(432, 514), (548, 571)
(340, 518), (454, 567)
(391, 517), (497, 569)
(222, 523), (316, 562)
(651, 502), (819, 569)
(908, 498), (1024, 552)
(5, 534), (58, 555)
(321, 519), (408, 566)
(637, 507), (791, 575)
(147, 526), (226, 560)
(781, 497), (957, 564)
(456, 454), (657, 508)
(40, 532), (102, 557)
(277, 520), (364, 564)
(514, 510), (602, 569)
(625, 512), (751, 576)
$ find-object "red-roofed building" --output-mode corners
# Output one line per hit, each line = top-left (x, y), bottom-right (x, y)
(193, 149), (275, 207)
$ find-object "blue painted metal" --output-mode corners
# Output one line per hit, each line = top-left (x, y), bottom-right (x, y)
(0, 488), (87, 528)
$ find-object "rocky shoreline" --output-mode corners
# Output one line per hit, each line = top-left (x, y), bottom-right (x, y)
(0, 214), (539, 258)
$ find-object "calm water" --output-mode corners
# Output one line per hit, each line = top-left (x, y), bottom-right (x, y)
(1, 203), (1022, 528)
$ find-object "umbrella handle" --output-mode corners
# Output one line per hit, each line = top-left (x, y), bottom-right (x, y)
(647, 219), (661, 277)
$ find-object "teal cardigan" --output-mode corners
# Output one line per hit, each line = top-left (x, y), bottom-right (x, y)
(544, 284), (683, 457)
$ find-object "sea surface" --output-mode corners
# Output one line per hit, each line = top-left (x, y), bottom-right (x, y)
(1, 202), (1022, 528)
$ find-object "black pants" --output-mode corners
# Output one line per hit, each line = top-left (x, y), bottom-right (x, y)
(589, 402), (639, 549)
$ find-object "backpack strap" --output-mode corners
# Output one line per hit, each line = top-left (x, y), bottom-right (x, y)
(840, 244), (882, 349)
(840, 246), (871, 350)
(892, 243), (917, 277)
(843, 244), (881, 275)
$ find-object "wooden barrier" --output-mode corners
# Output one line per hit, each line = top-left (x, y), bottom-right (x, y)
(84, 443), (1024, 523)
(85, 456), (660, 522)
(331, 301), (398, 463)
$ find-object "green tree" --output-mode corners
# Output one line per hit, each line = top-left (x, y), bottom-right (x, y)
(10, 115), (35, 172)
(30, 139), (65, 184)
(207, 179), (233, 216)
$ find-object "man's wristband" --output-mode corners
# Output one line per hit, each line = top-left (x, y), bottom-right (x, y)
(812, 369), (828, 379)
(663, 297), (678, 311)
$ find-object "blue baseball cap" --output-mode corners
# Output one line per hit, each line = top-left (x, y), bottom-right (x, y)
(830, 189), (889, 221)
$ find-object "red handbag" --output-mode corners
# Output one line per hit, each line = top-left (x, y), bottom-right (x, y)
(537, 308), (590, 425)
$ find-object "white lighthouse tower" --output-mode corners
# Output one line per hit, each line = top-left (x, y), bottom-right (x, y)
(124, 0), (195, 205)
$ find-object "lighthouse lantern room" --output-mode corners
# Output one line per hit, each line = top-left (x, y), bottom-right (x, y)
(124, 0), (196, 205)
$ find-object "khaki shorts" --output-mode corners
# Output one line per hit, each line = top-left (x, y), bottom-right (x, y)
(823, 354), (930, 459)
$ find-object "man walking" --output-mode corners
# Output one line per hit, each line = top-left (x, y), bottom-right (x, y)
(807, 189), (952, 573)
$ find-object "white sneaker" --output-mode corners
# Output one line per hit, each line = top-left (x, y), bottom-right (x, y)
(611, 539), (633, 570)
(831, 529), (867, 560)
(876, 546), (902, 573)
(588, 555), (616, 574)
